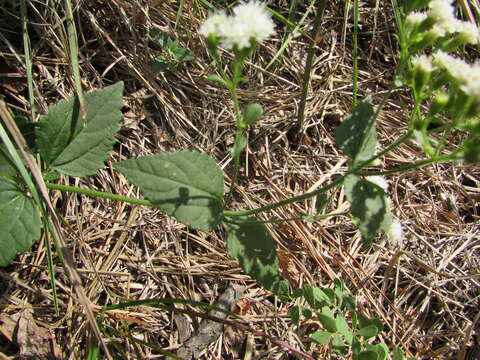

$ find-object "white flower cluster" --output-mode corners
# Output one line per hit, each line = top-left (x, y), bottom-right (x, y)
(405, 0), (480, 44)
(411, 54), (436, 73)
(433, 50), (480, 99)
(199, 1), (276, 50)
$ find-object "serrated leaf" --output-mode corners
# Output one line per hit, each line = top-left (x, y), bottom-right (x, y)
(114, 151), (224, 230)
(310, 331), (332, 345)
(344, 174), (388, 246)
(243, 103), (263, 126)
(0, 178), (41, 266)
(36, 82), (123, 177)
(225, 216), (283, 293)
(335, 97), (377, 165)
(318, 313), (337, 333)
(358, 325), (380, 339)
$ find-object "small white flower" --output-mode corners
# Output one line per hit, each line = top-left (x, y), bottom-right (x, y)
(433, 51), (480, 99)
(411, 54), (436, 73)
(199, 1), (275, 50)
(199, 11), (229, 38)
(428, 0), (456, 23)
(386, 219), (404, 244)
(405, 11), (428, 27)
(454, 20), (480, 44)
(368, 176), (389, 192)
(460, 62), (480, 98)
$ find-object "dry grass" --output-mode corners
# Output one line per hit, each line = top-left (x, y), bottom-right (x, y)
(0, 1), (479, 359)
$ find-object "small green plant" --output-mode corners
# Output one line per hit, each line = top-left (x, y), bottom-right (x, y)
(150, 27), (195, 72)
(1, 0), (479, 358)
(286, 279), (416, 360)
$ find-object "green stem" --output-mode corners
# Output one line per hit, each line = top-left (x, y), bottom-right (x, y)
(294, 0), (326, 134)
(224, 56), (246, 207)
(20, 0), (36, 121)
(45, 182), (154, 207)
(224, 130), (414, 217)
(357, 153), (459, 177)
(225, 211), (350, 224)
(352, 0), (359, 106)
(64, 0), (86, 118)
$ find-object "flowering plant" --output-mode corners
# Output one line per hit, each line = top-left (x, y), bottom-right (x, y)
(0, 1), (478, 358)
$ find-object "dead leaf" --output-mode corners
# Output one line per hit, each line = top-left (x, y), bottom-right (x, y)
(278, 249), (300, 288)
(0, 309), (60, 359)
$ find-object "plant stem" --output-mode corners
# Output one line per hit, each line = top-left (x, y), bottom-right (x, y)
(224, 57), (245, 207)
(64, 0), (87, 118)
(20, 0), (36, 121)
(352, 0), (359, 106)
(358, 153), (460, 177)
(294, 0), (326, 135)
(45, 182), (154, 207)
(224, 131), (414, 217)
(225, 211), (350, 224)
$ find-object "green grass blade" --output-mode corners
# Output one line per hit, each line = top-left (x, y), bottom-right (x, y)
(294, 0), (326, 135)
(353, 0), (359, 106)
(64, 0), (87, 118)
(20, 0), (36, 121)
(267, 2), (316, 69)
(175, 0), (186, 29)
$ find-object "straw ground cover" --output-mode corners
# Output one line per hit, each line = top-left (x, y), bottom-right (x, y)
(1, 0), (479, 359)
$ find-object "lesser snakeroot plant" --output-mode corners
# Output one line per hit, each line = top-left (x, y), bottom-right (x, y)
(0, 1), (478, 359)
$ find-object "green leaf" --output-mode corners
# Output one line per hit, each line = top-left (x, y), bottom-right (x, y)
(153, 55), (170, 72)
(171, 47), (195, 62)
(344, 174), (388, 246)
(366, 342), (388, 360)
(207, 74), (230, 87)
(332, 334), (346, 354)
(0, 145), (18, 179)
(393, 347), (404, 360)
(336, 313), (351, 337)
(359, 316), (384, 333)
(318, 313), (337, 333)
(114, 151), (224, 230)
(225, 216), (283, 293)
(335, 97), (377, 165)
(36, 82), (123, 177)
(288, 305), (300, 325)
(0, 177), (41, 266)
(358, 325), (380, 339)
(310, 331), (332, 345)
(150, 27), (173, 48)
(357, 351), (378, 360)
(243, 103), (263, 126)
(232, 134), (247, 159)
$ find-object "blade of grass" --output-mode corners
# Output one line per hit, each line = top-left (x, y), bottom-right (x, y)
(175, 0), (186, 30)
(293, 0), (326, 136)
(0, 100), (112, 360)
(266, 1), (317, 69)
(353, 0), (359, 106)
(20, 0), (36, 121)
(64, 0), (87, 118)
